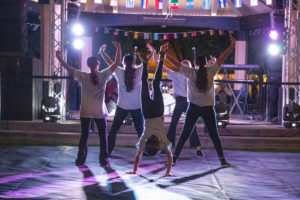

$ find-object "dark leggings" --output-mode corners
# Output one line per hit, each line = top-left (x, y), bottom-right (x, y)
(141, 60), (164, 119)
(78, 118), (108, 165)
(174, 103), (225, 160)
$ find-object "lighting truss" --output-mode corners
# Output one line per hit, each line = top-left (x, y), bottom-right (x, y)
(49, 0), (68, 121)
(283, 0), (300, 106)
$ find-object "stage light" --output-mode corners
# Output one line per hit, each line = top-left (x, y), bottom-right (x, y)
(72, 24), (84, 36)
(268, 44), (280, 55)
(269, 30), (279, 40)
(73, 39), (84, 50)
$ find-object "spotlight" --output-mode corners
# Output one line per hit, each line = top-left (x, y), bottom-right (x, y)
(268, 44), (280, 55)
(73, 39), (84, 50)
(269, 30), (278, 40)
(72, 24), (84, 36)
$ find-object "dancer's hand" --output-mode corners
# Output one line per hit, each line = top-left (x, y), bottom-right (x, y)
(111, 41), (121, 49)
(164, 173), (175, 177)
(207, 55), (217, 65)
(126, 171), (136, 174)
(99, 44), (107, 53)
(137, 52), (148, 64)
(160, 42), (169, 53)
(146, 43), (155, 53)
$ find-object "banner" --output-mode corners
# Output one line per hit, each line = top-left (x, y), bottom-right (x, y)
(203, 0), (210, 9)
(234, 0), (242, 7)
(186, 0), (194, 9)
(155, 0), (163, 9)
(144, 33), (150, 39)
(113, 29), (119, 36)
(191, 32), (196, 37)
(173, 33), (178, 39)
(134, 32), (139, 39)
(126, 0), (134, 8)
(110, 0), (118, 6)
(141, 0), (148, 9)
(164, 33), (169, 40)
(171, 0), (179, 9)
(124, 31), (129, 37)
(104, 27), (110, 34)
(218, 0), (226, 8)
(250, 0), (258, 6)
(154, 33), (159, 40)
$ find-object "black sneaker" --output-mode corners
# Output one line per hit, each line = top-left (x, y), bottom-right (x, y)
(172, 156), (177, 166)
(160, 150), (166, 155)
(196, 150), (204, 157)
(220, 157), (231, 168)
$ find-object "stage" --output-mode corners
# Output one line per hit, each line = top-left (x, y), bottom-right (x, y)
(0, 146), (299, 199)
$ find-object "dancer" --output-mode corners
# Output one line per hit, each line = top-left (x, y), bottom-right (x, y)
(166, 34), (236, 167)
(127, 43), (173, 176)
(99, 45), (145, 155)
(164, 60), (203, 156)
(56, 41), (121, 166)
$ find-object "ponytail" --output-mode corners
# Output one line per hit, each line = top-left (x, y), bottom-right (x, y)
(87, 56), (100, 86)
(195, 55), (208, 92)
(123, 54), (136, 92)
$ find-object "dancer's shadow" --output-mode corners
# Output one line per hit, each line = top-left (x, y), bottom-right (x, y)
(103, 167), (136, 200)
(157, 167), (223, 189)
(78, 165), (112, 200)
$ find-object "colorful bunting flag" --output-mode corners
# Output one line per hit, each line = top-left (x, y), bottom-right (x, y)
(134, 32), (139, 39)
(155, 0), (163, 9)
(186, 0), (194, 9)
(250, 0), (258, 6)
(191, 32), (197, 37)
(209, 30), (215, 36)
(154, 33), (159, 40)
(173, 33), (178, 39)
(124, 31), (129, 37)
(200, 31), (206, 35)
(114, 29), (119, 36)
(203, 0), (210, 9)
(144, 33), (150, 39)
(219, 30), (225, 35)
(182, 32), (188, 38)
(266, 0), (272, 5)
(104, 27), (110, 34)
(234, 0), (242, 7)
(218, 0), (226, 8)
(164, 33), (169, 40)
(171, 0), (179, 9)
(141, 0), (148, 9)
(126, 0), (134, 8)
(110, 0), (118, 6)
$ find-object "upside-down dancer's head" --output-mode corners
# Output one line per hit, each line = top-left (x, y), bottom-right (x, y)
(87, 56), (100, 86)
(145, 135), (160, 157)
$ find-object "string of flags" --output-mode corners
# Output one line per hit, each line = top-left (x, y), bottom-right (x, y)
(103, 0), (273, 9)
(101, 27), (234, 40)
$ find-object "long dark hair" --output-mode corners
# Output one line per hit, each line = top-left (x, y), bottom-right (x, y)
(87, 56), (99, 86)
(195, 55), (208, 92)
(123, 54), (136, 92)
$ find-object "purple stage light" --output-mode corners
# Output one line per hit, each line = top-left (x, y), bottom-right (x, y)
(269, 30), (279, 40)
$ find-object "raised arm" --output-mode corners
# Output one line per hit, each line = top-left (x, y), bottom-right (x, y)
(98, 44), (113, 66)
(56, 50), (76, 76)
(126, 150), (143, 174)
(108, 41), (122, 73)
(165, 149), (174, 177)
(165, 54), (181, 72)
(216, 34), (236, 67)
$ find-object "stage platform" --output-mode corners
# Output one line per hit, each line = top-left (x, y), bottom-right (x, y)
(0, 146), (299, 200)
(0, 115), (300, 151)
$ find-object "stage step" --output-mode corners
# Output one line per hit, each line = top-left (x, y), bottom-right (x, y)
(1, 129), (300, 151)
(1, 120), (300, 137)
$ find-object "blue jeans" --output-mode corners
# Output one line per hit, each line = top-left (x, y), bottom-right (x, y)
(167, 96), (201, 147)
(108, 106), (144, 154)
(78, 118), (108, 165)
(174, 103), (225, 160)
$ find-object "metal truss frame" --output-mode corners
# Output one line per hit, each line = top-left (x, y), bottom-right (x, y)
(283, 0), (300, 105)
(49, 0), (67, 121)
